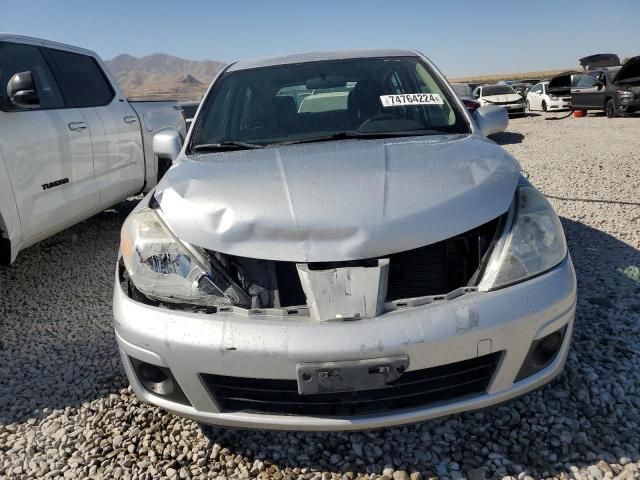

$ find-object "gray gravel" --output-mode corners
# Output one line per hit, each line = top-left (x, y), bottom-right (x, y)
(1, 111), (640, 479)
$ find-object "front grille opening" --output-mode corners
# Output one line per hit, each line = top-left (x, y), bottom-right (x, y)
(201, 351), (502, 416)
(385, 218), (499, 301)
(211, 215), (501, 309)
(274, 261), (306, 307)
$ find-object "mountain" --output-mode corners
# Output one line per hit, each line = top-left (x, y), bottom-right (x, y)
(105, 53), (226, 101)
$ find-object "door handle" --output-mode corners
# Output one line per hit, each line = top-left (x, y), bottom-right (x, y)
(68, 122), (87, 131)
(124, 116), (138, 124)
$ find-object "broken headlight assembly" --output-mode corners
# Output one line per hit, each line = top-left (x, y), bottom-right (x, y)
(120, 207), (248, 307)
(478, 185), (567, 290)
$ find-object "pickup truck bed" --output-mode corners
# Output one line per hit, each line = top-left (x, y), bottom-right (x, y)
(129, 101), (186, 190)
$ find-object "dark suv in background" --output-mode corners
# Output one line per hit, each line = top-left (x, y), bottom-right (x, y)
(571, 56), (640, 117)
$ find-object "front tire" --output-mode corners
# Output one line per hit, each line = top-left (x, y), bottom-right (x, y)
(542, 100), (547, 112)
(605, 98), (616, 118)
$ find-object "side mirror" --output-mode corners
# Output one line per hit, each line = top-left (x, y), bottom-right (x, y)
(153, 128), (183, 162)
(7, 71), (40, 109)
(473, 105), (508, 136)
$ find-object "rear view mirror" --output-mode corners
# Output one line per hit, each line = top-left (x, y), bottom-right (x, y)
(153, 128), (183, 162)
(305, 75), (346, 90)
(7, 71), (40, 109)
(473, 105), (508, 136)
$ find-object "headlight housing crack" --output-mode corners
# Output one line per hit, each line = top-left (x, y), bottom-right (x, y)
(120, 207), (249, 307)
(478, 185), (568, 290)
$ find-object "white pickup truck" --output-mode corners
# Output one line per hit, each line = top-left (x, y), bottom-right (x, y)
(0, 34), (186, 264)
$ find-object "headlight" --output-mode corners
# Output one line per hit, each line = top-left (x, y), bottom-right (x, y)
(549, 95), (559, 101)
(120, 207), (247, 307)
(617, 90), (633, 102)
(479, 185), (567, 290)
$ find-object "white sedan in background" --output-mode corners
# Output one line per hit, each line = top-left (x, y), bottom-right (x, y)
(526, 82), (571, 112)
(473, 84), (526, 116)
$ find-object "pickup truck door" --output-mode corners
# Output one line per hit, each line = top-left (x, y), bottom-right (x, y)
(0, 41), (98, 242)
(44, 48), (145, 208)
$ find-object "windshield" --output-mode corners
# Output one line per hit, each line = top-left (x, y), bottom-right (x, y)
(482, 85), (516, 96)
(190, 57), (469, 150)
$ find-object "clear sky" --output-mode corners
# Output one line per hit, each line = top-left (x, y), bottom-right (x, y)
(3, 0), (639, 77)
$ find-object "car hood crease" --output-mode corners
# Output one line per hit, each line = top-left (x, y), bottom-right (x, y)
(155, 135), (521, 262)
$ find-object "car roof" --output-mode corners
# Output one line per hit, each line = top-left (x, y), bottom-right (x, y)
(0, 32), (97, 57)
(226, 49), (420, 72)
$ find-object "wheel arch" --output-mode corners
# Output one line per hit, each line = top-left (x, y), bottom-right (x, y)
(604, 95), (616, 117)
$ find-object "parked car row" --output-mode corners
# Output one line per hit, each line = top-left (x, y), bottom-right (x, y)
(454, 54), (640, 118)
(571, 56), (640, 117)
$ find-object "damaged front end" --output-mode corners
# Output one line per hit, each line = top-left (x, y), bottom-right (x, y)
(120, 180), (567, 323)
(614, 56), (640, 111)
(120, 198), (503, 321)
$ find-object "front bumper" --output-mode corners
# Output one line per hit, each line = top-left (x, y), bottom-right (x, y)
(501, 103), (526, 115)
(113, 257), (576, 431)
(619, 98), (640, 114)
(547, 99), (571, 110)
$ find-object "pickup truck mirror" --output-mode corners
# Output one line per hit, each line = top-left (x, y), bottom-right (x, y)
(153, 128), (183, 163)
(473, 105), (508, 136)
(7, 71), (40, 109)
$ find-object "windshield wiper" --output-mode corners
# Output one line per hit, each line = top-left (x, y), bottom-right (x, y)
(276, 129), (449, 146)
(192, 141), (266, 152)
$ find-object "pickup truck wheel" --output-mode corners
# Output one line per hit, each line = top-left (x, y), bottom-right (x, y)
(605, 98), (616, 118)
(542, 100), (547, 112)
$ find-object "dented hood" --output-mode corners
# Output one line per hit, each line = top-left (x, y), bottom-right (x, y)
(155, 135), (520, 262)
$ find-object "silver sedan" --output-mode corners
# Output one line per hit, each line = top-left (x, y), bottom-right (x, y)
(113, 49), (575, 431)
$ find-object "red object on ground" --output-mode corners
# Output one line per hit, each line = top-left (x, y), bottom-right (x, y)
(573, 109), (587, 117)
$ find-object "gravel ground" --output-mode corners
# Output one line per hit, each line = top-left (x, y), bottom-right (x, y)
(1, 111), (639, 480)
